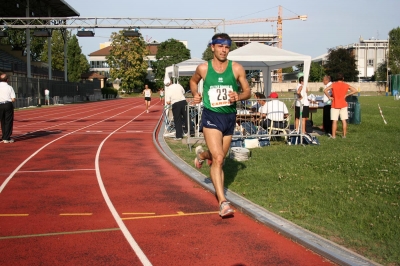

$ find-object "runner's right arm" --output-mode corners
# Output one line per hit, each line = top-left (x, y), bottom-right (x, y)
(190, 63), (207, 104)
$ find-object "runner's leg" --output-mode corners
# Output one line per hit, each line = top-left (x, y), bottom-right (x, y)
(203, 127), (230, 204)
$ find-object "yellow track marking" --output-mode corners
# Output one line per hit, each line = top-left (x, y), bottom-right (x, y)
(0, 214), (29, 217)
(122, 212), (156, 215)
(0, 228), (120, 240)
(122, 211), (220, 220)
(59, 213), (93, 216)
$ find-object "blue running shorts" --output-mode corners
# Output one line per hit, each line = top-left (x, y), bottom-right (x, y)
(200, 108), (236, 136)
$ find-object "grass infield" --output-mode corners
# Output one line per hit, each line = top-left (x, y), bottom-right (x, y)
(166, 95), (400, 265)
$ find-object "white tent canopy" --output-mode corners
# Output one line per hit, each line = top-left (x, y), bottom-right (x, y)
(227, 42), (311, 96)
(164, 57), (205, 92)
(164, 57), (205, 80)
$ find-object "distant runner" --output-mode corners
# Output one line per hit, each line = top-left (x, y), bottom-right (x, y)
(143, 85), (152, 113)
(159, 87), (165, 105)
(190, 33), (251, 217)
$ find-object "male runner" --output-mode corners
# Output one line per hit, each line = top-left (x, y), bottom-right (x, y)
(190, 33), (251, 217)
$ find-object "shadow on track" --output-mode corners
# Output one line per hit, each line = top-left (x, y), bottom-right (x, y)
(14, 130), (63, 142)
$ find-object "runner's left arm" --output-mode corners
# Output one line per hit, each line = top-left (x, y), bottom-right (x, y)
(229, 62), (251, 102)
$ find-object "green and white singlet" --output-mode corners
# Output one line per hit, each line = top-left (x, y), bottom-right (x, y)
(203, 60), (238, 114)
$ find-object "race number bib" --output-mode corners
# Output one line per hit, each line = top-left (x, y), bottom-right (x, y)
(208, 86), (233, 107)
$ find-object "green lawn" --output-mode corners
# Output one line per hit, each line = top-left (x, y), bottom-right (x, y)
(166, 95), (400, 265)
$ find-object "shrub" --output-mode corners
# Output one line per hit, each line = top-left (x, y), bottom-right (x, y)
(101, 87), (118, 97)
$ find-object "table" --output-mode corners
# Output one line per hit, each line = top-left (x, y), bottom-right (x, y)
(236, 113), (265, 125)
(309, 104), (324, 121)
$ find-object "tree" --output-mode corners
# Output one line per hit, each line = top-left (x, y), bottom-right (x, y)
(152, 39), (191, 89)
(201, 41), (238, 61)
(67, 35), (89, 82)
(281, 66), (293, 73)
(309, 62), (325, 82)
(40, 30), (70, 71)
(375, 60), (390, 82)
(324, 48), (359, 81)
(0, 28), (47, 61)
(388, 27), (400, 75)
(107, 30), (149, 92)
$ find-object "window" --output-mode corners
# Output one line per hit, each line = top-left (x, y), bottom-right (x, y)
(367, 59), (374, 66)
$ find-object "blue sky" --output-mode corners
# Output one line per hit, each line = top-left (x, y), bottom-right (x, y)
(66, 0), (399, 60)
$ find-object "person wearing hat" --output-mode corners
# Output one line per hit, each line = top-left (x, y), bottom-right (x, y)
(257, 92), (289, 130)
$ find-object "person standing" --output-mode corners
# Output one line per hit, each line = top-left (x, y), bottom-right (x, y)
(0, 74), (16, 143)
(190, 33), (251, 217)
(165, 79), (190, 140)
(44, 88), (50, 105)
(324, 73), (358, 139)
(295, 76), (309, 134)
(142, 84), (152, 113)
(322, 75), (332, 136)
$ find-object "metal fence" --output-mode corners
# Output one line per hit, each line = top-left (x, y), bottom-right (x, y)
(8, 76), (102, 108)
(163, 96), (308, 148)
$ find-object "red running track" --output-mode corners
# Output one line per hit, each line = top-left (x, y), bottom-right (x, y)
(0, 98), (334, 265)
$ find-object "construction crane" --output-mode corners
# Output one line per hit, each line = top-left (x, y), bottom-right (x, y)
(211, 6), (307, 82)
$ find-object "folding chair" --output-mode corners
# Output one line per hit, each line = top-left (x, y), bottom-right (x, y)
(267, 115), (291, 141)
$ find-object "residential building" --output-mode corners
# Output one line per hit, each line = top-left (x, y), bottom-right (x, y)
(313, 37), (388, 81)
(88, 41), (163, 81)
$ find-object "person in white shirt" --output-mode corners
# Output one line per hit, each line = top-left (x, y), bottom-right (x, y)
(322, 75), (332, 136)
(44, 88), (50, 105)
(295, 76), (309, 134)
(165, 78), (190, 140)
(0, 74), (16, 143)
(258, 92), (289, 129)
(142, 84), (152, 113)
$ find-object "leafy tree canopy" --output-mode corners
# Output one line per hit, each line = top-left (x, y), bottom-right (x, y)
(374, 60), (390, 82)
(388, 27), (400, 75)
(281, 66), (293, 73)
(67, 35), (89, 82)
(40, 30), (70, 71)
(152, 38), (191, 89)
(107, 30), (149, 92)
(324, 48), (359, 81)
(309, 62), (325, 82)
(0, 28), (47, 61)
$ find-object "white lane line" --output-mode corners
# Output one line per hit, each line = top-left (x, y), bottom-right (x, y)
(14, 100), (126, 129)
(0, 106), (141, 193)
(86, 131), (103, 132)
(126, 130), (143, 132)
(12, 102), (137, 140)
(95, 110), (152, 266)
(18, 169), (95, 173)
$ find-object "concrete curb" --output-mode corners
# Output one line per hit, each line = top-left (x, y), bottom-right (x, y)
(153, 120), (380, 266)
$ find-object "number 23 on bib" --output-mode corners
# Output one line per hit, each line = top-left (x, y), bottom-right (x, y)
(208, 86), (233, 107)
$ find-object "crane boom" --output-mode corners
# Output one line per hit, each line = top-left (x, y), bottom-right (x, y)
(209, 6), (307, 83)
(216, 15), (306, 26)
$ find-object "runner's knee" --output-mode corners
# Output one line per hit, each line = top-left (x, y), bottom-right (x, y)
(211, 153), (225, 165)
